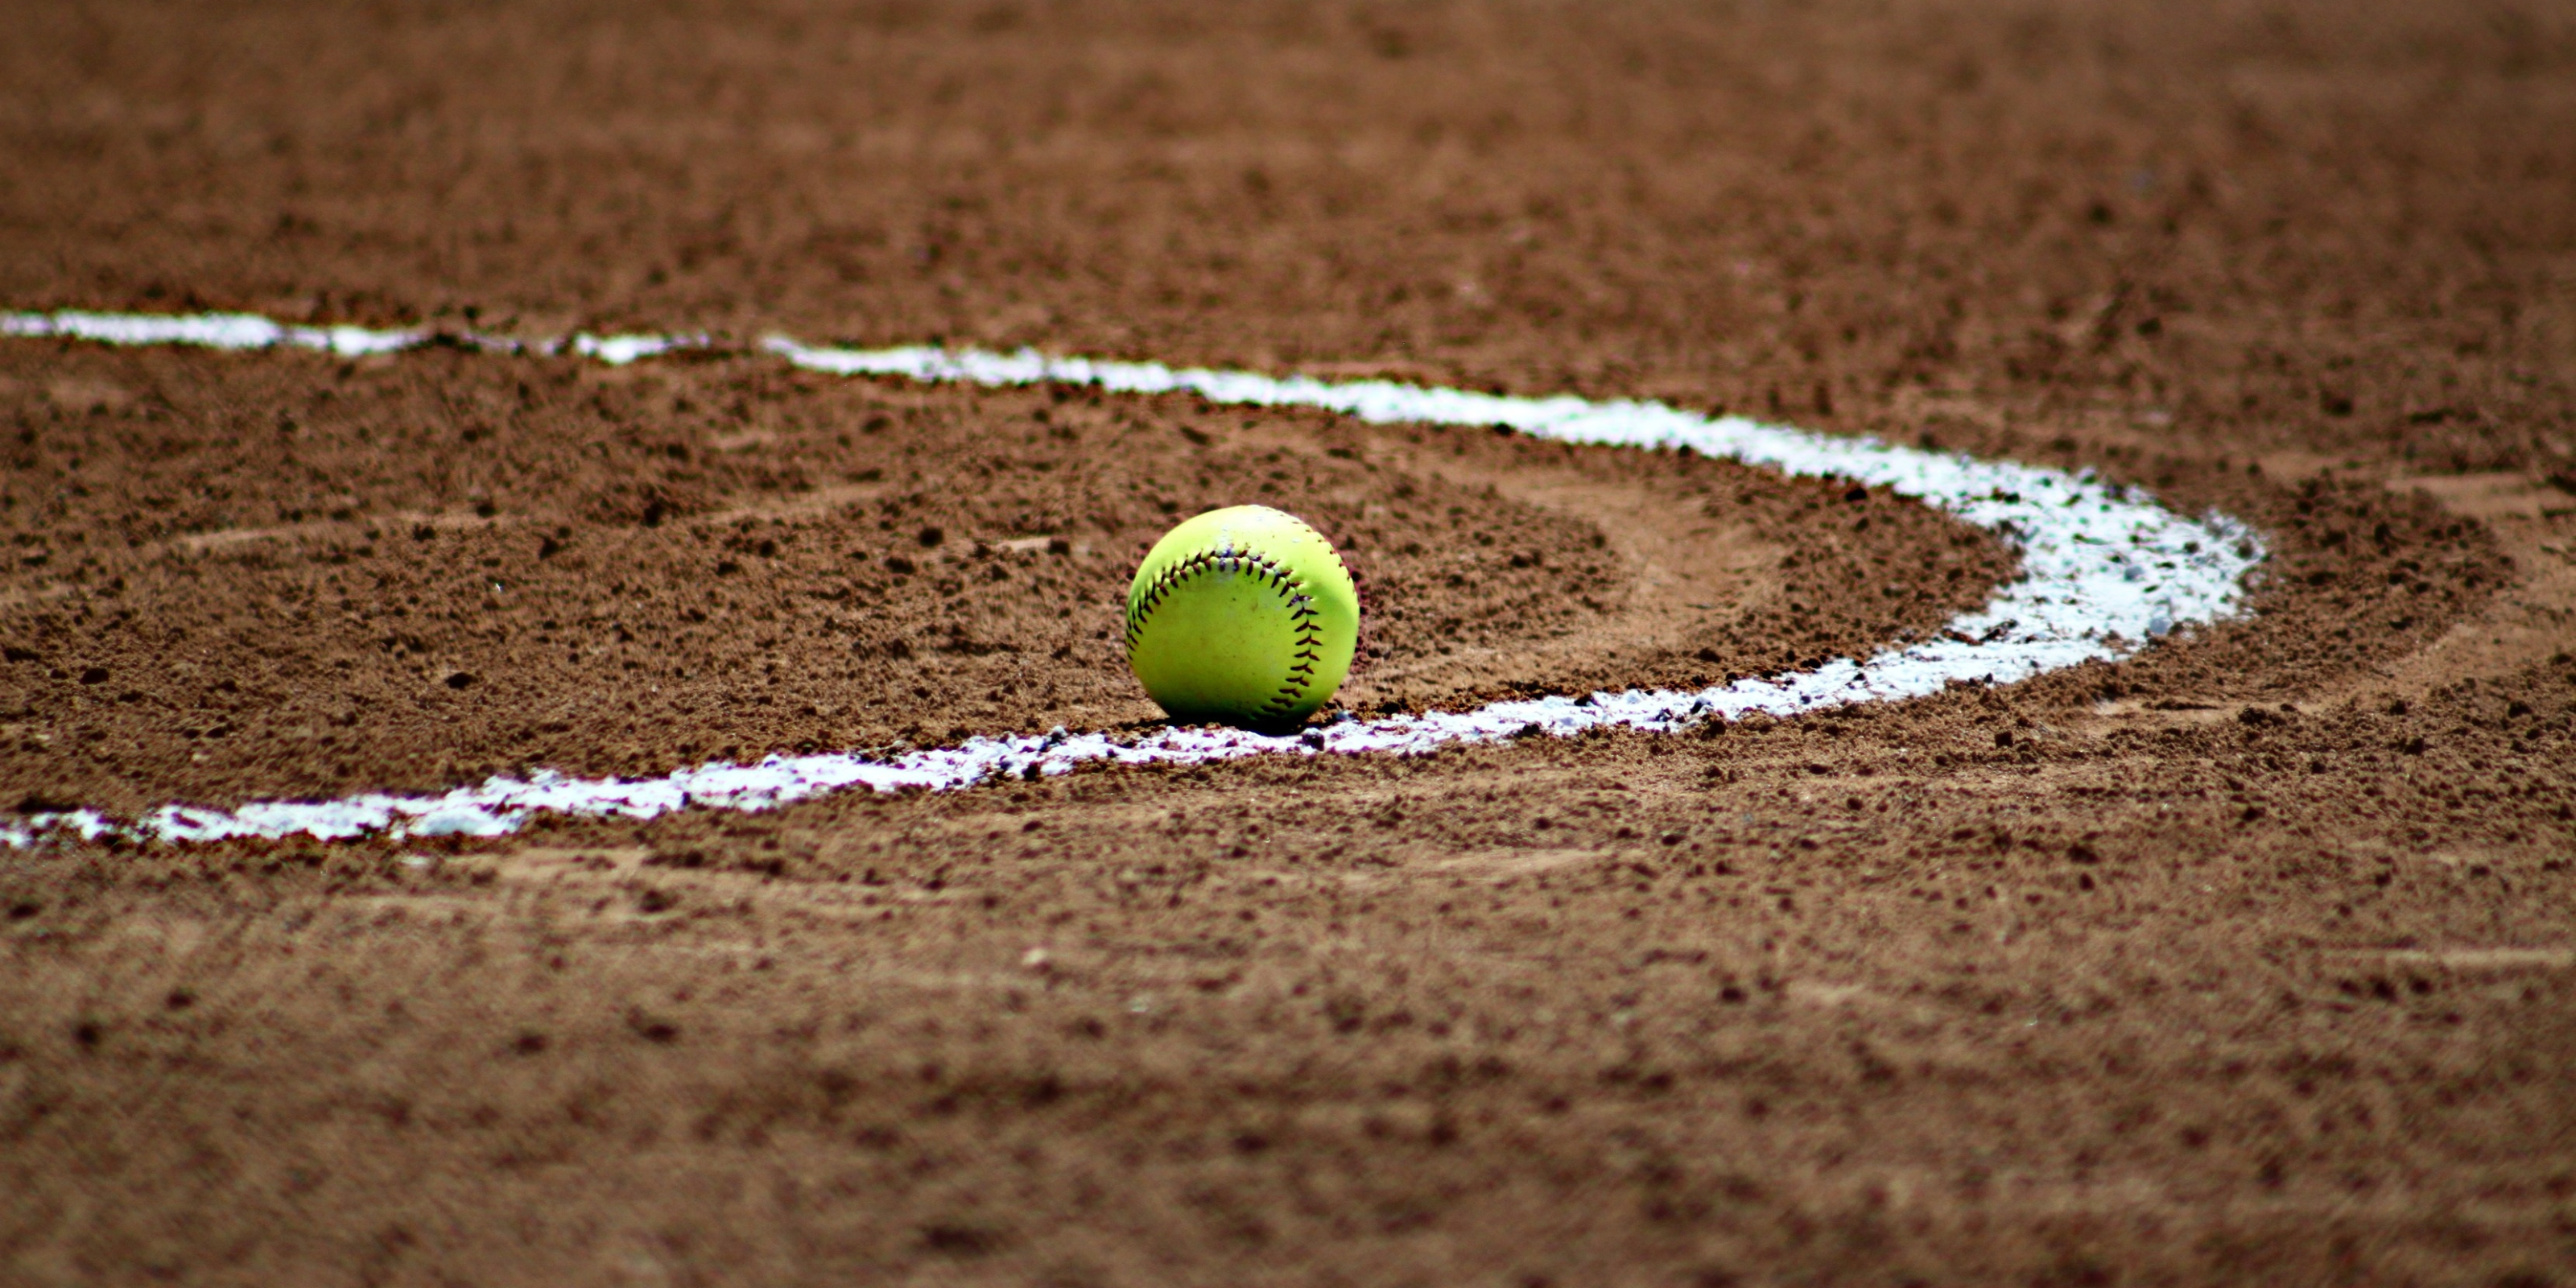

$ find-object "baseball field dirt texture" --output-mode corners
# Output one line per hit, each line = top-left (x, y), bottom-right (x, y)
(4, 2), (2575, 1284)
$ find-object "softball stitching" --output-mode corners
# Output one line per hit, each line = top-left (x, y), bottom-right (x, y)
(1125, 543), (1331, 719)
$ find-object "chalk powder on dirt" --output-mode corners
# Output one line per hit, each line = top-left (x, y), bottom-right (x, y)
(0, 308), (2260, 846)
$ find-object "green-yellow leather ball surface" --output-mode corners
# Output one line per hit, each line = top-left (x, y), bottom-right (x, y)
(1124, 506), (1360, 729)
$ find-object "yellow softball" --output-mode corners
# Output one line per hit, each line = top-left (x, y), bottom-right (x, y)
(1124, 506), (1360, 729)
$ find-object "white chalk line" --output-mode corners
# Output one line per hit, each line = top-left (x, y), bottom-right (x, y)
(0, 309), (2263, 847)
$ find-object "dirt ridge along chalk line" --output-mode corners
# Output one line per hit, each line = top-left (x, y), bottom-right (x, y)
(0, 309), (2263, 847)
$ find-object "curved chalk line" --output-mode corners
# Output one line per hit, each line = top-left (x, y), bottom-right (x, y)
(0, 309), (2263, 847)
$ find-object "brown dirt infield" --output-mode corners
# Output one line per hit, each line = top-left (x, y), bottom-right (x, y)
(2, 2), (2574, 1285)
